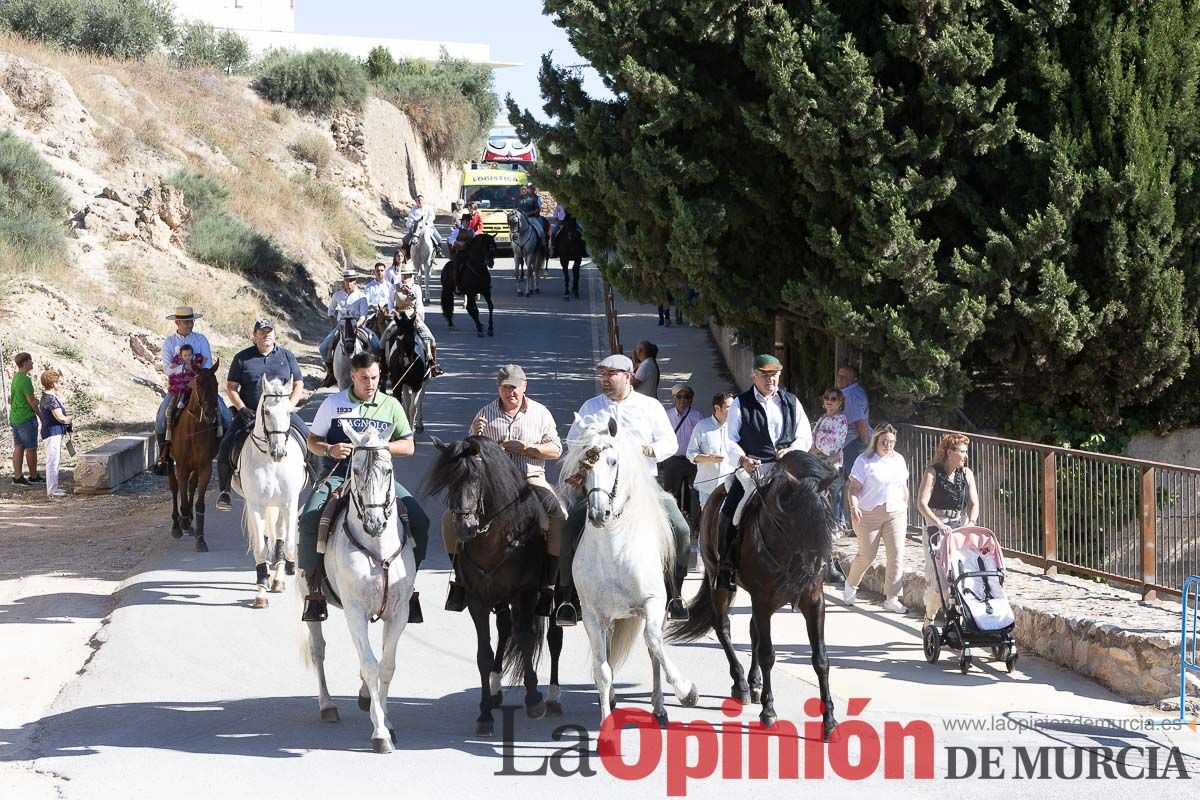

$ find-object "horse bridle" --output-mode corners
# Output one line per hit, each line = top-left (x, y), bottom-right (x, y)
(348, 444), (394, 529)
(341, 442), (406, 623)
(451, 483), (533, 536)
(566, 444), (625, 521)
(249, 392), (291, 455)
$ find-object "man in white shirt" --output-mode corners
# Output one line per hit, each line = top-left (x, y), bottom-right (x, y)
(155, 306), (231, 470)
(390, 265), (442, 376)
(400, 194), (446, 260)
(364, 262), (394, 313)
(557, 353), (690, 626)
(320, 270), (377, 386)
(631, 340), (660, 397)
(661, 384), (704, 526)
(687, 391), (736, 510)
(715, 354), (813, 592)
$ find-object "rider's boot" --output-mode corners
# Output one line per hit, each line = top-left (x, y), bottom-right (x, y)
(321, 360), (337, 389)
(302, 562), (328, 622)
(408, 591), (424, 624)
(153, 432), (170, 475)
(715, 514), (738, 593)
(444, 553), (467, 613)
(429, 343), (445, 378)
(667, 561), (690, 621)
(535, 555), (558, 617)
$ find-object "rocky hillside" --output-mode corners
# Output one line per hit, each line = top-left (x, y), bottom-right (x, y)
(0, 33), (462, 457)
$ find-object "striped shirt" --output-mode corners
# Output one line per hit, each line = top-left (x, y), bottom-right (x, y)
(472, 396), (561, 478)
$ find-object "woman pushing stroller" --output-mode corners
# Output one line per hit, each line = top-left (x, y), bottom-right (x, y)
(916, 433), (980, 622)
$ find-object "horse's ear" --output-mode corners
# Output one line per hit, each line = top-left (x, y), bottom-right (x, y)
(209, 357), (219, 374)
(607, 416), (618, 437)
(817, 474), (837, 494)
(468, 438), (481, 456)
(338, 419), (363, 446)
(430, 435), (447, 451)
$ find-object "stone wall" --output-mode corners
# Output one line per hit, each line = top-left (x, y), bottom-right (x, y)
(708, 322), (753, 391)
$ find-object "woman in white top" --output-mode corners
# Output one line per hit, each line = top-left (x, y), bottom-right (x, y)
(843, 424), (910, 613)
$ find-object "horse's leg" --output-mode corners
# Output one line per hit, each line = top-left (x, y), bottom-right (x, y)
(572, 259), (581, 297)
(377, 606), (407, 745)
(306, 620), (339, 722)
(515, 253), (525, 297)
(545, 615), (564, 716)
(484, 289), (494, 336)
(712, 589), (749, 701)
(647, 634), (666, 727)
(801, 584), (838, 740)
(581, 610), (613, 727)
(748, 614), (763, 704)
(491, 604), (511, 708)
(177, 466), (193, 533)
(467, 294), (483, 335)
(642, 605), (698, 714)
(561, 259), (570, 299)
(516, 595), (545, 718)
(345, 611), (392, 753)
(412, 384), (425, 432)
(270, 510), (287, 592)
(470, 601), (498, 736)
(751, 599), (778, 728)
(247, 505), (270, 608)
(168, 467), (182, 538)
(193, 463), (211, 552)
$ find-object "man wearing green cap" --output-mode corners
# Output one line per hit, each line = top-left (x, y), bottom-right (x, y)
(715, 354), (812, 592)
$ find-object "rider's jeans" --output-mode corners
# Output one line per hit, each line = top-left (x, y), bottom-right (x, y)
(298, 475), (429, 574)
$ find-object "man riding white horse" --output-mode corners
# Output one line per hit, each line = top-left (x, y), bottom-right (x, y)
(298, 351), (430, 624)
(714, 354), (813, 592)
(320, 270), (378, 388)
(442, 364), (566, 614)
(516, 185), (548, 258)
(155, 305), (231, 471)
(215, 318), (308, 511)
(390, 263), (443, 378)
(399, 194), (446, 261)
(556, 353), (691, 626)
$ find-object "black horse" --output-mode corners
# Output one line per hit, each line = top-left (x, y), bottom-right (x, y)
(668, 451), (840, 740)
(380, 310), (427, 432)
(424, 436), (564, 736)
(556, 221), (585, 300)
(441, 233), (496, 337)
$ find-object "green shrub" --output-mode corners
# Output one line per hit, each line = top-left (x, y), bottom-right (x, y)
(166, 168), (288, 279)
(171, 21), (251, 74)
(256, 49), (369, 114)
(290, 132), (332, 171)
(1, 0), (176, 60)
(0, 0), (84, 48)
(0, 129), (68, 276)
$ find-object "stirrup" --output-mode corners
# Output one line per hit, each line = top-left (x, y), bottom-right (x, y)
(554, 600), (578, 627)
(302, 594), (328, 622)
(216, 491), (232, 511)
(667, 598), (690, 622)
(715, 566), (737, 593)
(408, 591), (424, 624)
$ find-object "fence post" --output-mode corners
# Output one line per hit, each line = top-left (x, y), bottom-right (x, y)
(1042, 451), (1057, 575)
(1141, 465), (1158, 601)
(774, 313), (788, 380)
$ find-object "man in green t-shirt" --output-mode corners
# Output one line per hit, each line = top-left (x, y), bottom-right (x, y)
(298, 351), (429, 623)
(9, 352), (43, 486)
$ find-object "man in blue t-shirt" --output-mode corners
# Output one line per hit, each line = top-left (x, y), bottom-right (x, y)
(215, 319), (308, 511)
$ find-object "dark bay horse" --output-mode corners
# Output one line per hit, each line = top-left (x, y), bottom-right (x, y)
(424, 436), (564, 737)
(168, 360), (221, 552)
(668, 450), (840, 739)
(381, 310), (428, 432)
(556, 221), (585, 300)
(441, 233), (496, 337)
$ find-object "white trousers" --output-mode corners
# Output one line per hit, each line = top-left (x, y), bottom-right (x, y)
(45, 434), (62, 495)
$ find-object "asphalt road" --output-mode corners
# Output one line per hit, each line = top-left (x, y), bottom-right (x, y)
(4, 259), (1198, 799)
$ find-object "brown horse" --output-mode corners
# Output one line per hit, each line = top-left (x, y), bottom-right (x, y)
(667, 450), (840, 739)
(168, 360), (221, 552)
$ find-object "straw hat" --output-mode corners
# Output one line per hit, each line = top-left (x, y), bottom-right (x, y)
(165, 306), (203, 321)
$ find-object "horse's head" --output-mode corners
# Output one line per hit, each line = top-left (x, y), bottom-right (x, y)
(257, 375), (292, 461)
(564, 415), (629, 527)
(505, 209), (523, 233)
(190, 359), (220, 422)
(341, 420), (395, 538)
(425, 435), (529, 545)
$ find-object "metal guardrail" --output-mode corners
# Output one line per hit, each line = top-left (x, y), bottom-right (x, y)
(1176, 576), (1200, 720)
(897, 423), (1200, 600)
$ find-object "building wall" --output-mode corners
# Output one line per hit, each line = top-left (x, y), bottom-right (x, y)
(233, 29), (491, 63)
(173, 0), (296, 32)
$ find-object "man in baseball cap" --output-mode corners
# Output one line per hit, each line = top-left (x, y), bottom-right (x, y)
(554, 353), (692, 626)
(441, 364), (564, 613)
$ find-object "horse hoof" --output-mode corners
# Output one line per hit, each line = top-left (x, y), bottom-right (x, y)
(608, 689), (617, 708)
(358, 694), (371, 712)
(750, 688), (762, 705)
(476, 331), (484, 338)
(760, 711), (777, 728)
(253, 596), (268, 609)
(681, 685), (699, 708)
(545, 701), (563, 717)
(563, 293), (570, 300)
(654, 711), (669, 728)
(371, 737), (394, 754)
(824, 720), (840, 743)
(476, 720), (494, 737)
(285, 561), (296, 576)
(269, 579), (285, 593)
(170, 526), (183, 539)
(414, 423), (423, 433)
(487, 329), (493, 337)
(195, 538), (209, 553)
(490, 691), (503, 709)
(526, 700), (546, 720)
(320, 706), (340, 723)
(733, 689), (751, 703)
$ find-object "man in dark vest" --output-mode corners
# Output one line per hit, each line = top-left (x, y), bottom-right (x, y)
(714, 354), (813, 592)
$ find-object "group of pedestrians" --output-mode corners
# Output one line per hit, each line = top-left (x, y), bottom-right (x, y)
(7, 351), (73, 496)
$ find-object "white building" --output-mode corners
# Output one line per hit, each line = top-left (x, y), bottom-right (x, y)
(172, 0), (514, 67)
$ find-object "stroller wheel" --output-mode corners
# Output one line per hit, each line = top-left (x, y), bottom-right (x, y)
(959, 653), (972, 674)
(922, 624), (941, 664)
(990, 645), (1007, 662)
(1006, 652), (1019, 674)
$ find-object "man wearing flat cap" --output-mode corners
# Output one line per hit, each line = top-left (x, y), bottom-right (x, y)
(714, 354), (813, 592)
(441, 364), (564, 612)
(556, 353), (692, 626)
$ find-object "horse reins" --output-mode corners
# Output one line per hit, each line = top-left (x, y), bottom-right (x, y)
(342, 443), (405, 623)
(248, 392), (293, 455)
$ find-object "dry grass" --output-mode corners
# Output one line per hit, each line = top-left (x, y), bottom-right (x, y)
(291, 132), (332, 173)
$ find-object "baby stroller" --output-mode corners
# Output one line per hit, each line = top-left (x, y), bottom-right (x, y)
(921, 525), (1018, 674)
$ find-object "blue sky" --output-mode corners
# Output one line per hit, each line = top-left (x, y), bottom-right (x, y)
(293, 0), (610, 124)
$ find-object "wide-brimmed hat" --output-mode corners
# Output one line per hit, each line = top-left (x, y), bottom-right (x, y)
(165, 306), (203, 321)
(671, 384), (694, 398)
(341, 269), (359, 281)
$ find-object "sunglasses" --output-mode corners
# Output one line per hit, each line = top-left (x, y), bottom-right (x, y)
(823, 396), (839, 402)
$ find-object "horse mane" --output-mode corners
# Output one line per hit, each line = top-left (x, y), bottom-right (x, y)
(740, 450), (836, 595)
(423, 436), (545, 538)
(558, 421), (674, 573)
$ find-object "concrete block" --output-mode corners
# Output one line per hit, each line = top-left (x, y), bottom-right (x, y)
(74, 432), (157, 493)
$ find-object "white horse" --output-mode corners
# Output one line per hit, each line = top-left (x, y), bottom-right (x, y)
(559, 416), (699, 728)
(506, 210), (546, 297)
(410, 215), (438, 301)
(332, 317), (370, 391)
(235, 376), (307, 609)
(299, 421), (416, 754)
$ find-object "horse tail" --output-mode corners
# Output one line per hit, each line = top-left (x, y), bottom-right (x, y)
(608, 617), (644, 672)
(502, 612), (546, 685)
(666, 578), (717, 643)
